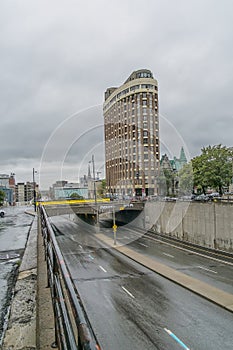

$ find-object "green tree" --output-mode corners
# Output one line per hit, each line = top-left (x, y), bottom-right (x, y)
(69, 192), (83, 200)
(157, 172), (167, 196)
(97, 179), (106, 198)
(158, 169), (176, 196)
(178, 162), (194, 195)
(192, 145), (232, 195)
(0, 190), (5, 206)
(164, 169), (174, 196)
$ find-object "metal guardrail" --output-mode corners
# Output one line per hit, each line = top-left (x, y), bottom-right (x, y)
(39, 205), (101, 350)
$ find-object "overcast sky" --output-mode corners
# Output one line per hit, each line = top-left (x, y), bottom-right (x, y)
(1, 0), (233, 189)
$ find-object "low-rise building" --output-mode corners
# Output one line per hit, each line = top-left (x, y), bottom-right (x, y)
(53, 186), (88, 200)
(15, 181), (38, 204)
(160, 147), (188, 196)
(0, 173), (15, 205)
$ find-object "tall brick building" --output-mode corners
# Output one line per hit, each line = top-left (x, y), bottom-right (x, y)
(103, 69), (160, 197)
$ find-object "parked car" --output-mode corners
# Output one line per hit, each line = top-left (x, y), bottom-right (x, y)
(193, 194), (210, 202)
(178, 195), (192, 201)
(208, 192), (220, 200)
(162, 197), (177, 202)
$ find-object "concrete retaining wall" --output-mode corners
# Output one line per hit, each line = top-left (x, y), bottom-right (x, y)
(145, 201), (233, 252)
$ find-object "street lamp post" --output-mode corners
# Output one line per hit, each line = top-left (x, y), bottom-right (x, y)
(113, 205), (117, 245)
(94, 180), (99, 231)
(32, 168), (37, 212)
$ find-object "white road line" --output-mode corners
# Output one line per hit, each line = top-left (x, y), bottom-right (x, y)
(121, 286), (135, 299)
(148, 236), (233, 266)
(79, 244), (83, 249)
(163, 252), (174, 258)
(70, 235), (76, 242)
(99, 265), (107, 273)
(197, 265), (217, 274)
(139, 242), (149, 248)
(89, 254), (94, 260)
(164, 328), (190, 350)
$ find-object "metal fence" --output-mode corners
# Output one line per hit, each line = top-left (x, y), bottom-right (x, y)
(39, 205), (101, 350)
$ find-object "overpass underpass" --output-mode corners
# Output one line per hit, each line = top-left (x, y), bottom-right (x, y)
(43, 201), (145, 228)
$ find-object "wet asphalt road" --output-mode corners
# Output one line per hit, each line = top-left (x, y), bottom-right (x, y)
(124, 228), (233, 295)
(51, 216), (233, 350)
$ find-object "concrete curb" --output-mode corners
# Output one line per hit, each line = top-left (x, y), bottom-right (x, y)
(36, 212), (55, 349)
(96, 233), (233, 313)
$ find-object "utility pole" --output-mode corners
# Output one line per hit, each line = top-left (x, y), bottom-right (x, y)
(113, 206), (117, 245)
(92, 154), (95, 180)
(32, 168), (37, 212)
(94, 180), (99, 232)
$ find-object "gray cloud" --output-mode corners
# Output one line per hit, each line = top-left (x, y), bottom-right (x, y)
(0, 0), (233, 188)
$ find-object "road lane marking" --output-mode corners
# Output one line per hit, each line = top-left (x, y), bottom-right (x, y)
(197, 265), (217, 274)
(99, 265), (107, 273)
(164, 328), (190, 350)
(163, 252), (174, 258)
(79, 244), (83, 249)
(139, 242), (149, 248)
(70, 234), (77, 242)
(89, 254), (94, 260)
(147, 236), (233, 266)
(121, 286), (135, 299)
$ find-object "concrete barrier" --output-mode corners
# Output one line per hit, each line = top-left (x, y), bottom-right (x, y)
(146, 201), (233, 252)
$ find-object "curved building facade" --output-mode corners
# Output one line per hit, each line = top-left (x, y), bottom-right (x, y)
(103, 69), (160, 197)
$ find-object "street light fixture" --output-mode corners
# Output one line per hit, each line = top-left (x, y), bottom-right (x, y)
(113, 205), (117, 245)
(93, 180), (100, 232)
(32, 168), (38, 212)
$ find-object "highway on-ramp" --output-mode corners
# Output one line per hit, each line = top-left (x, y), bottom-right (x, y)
(50, 216), (233, 350)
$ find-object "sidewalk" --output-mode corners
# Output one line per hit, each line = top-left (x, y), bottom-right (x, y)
(36, 213), (55, 349)
(2, 214), (38, 349)
(2, 211), (55, 350)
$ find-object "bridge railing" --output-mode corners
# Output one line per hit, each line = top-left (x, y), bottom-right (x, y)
(39, 205), (101, 350)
